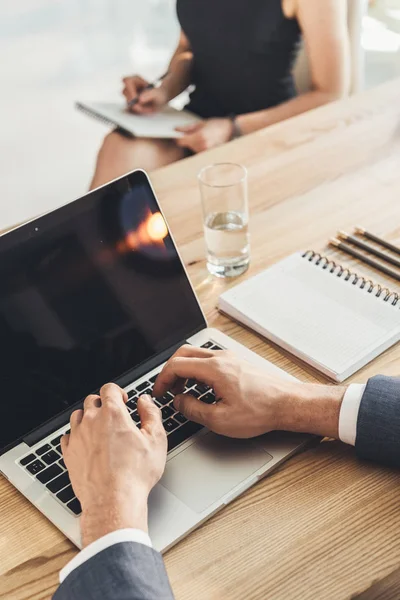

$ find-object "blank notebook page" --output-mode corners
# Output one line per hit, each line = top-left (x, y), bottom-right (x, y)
(219, 253), (400, 376)
(76, 102), (200, 138)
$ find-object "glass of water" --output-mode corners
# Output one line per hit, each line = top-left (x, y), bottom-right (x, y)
(198, 163), (250, 278)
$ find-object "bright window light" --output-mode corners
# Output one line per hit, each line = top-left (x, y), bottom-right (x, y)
(362, 15), (400, 53)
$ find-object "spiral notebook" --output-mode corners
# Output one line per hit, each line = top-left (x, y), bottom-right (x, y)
(218, 251), (400, 382)
(76, 101), (201, 138)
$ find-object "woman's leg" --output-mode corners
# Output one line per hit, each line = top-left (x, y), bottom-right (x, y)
(89, 130), (186, 190)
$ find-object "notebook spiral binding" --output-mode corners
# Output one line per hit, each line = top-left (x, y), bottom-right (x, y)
(302, 250), (400, 306)
(76, 103), (115, 127)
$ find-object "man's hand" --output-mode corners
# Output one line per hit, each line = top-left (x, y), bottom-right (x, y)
(153, 346), (347, 439)
(122, 75), (168, 114)
(61, 384), (167, 547)
(176, 118), (234, 153)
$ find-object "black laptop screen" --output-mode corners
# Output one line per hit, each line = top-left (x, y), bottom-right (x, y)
(0, 171), (205, 452)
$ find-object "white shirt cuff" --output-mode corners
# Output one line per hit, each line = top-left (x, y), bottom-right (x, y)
(59, 528), (152, 583)
(338, 383), (366, 446)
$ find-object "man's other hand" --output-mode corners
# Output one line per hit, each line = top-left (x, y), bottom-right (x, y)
(62, 384), (167, 547)
(153, 345), (346, 440)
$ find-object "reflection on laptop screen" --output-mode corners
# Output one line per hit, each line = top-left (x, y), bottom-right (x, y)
(0, 171), (205, 451)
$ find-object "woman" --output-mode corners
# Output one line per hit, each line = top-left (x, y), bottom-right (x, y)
(90, 0), (349, 189)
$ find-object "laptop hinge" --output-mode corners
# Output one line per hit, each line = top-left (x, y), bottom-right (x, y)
(22, 336), (199, 448)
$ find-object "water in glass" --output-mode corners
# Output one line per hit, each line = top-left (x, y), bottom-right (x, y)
(204, 210), (250, 277)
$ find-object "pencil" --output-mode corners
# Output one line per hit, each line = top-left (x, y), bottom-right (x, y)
(329, 238), (400, 282)
(355, 226), (400, 257)
(127, 71), (170, 108)
(337, 231), (400, 269)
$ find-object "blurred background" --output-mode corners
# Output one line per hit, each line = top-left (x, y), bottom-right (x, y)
(1, 0), (400, 231)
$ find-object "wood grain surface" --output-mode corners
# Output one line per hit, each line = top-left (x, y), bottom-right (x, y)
(1, 78), (400, 599)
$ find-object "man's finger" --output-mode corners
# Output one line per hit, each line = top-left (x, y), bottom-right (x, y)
(84, 394), (101, 411)
(137, 395), (165, 436)
(173, 394), (221, 428)
(70, 409), (83, 429)
(152, 345), (215, 394)
(60, 433), (69, 454)
(153, 356), (216, 398)
(99, 383), (128, 406)
(172, 344), (216, 360)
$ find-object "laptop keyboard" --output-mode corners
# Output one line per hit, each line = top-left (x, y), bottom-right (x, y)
(18, 341), (222, 517)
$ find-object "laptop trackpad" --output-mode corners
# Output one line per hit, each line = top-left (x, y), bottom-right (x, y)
(161, 432), (272, 513)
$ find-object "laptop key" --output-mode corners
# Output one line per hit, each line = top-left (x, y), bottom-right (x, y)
(194, 383), (210, 396)
(201, 392), (216, 405)
(55, 445), (62, 454)
(185, 388), (201, 399)
(211, 345), (223, 350)
(36, 463), (63, 484)
(162, 406), (174, 420)
(164, 418), (179, 433)
(67, 498), (82, 515)
(175, 413), (188, 424)
(149, 373), (159, 384)
(59, 458), (66, 470)
(127, 389), (136, 399)
(36, 444), (52, 456)
(136, 381), (151, 393)
(46, 472), (70, 494)
(126, 398), (138, 410)
(51, 435), (62, 447)
(20, 453), (36, 466)
(26, 459), (45, 475)
(201, 341), (213, 348)
(157, 393), (174, 406)
(57, 485), (75, 504)
(131, 411), (140, 424)
(42, 450), (60, 465)
(168, 422), (203, 452)
(186, 379), (197, 388)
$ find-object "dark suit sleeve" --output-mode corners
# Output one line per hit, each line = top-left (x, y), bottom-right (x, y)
(355, 375), (400, 468)
(53, 542), (175, 600)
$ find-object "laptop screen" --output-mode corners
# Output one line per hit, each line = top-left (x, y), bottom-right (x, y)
(0, 171), (205, 452)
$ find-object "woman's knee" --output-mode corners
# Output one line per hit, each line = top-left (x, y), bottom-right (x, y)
(96, 130), (131, 165)
(91, 133), (185, 190)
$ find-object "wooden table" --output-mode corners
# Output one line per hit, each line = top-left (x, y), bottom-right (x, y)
(1, 78), (400, 600)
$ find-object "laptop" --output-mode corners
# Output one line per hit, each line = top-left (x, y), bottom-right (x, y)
(0, 170), (312, 552)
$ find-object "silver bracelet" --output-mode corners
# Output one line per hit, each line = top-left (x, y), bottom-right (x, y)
(229, 115), (243, 140)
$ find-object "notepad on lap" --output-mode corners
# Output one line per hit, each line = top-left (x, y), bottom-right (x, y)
(76, 101), (201, 139)
(219, 252), (400, 381)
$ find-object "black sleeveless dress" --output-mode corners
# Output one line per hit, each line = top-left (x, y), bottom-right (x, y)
(176, 0), (301, 118)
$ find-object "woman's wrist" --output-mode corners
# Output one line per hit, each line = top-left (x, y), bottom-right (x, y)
(276, 382), (347, 439)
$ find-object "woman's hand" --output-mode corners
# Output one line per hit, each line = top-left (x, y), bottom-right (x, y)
(176, 118), (233, 153)
(122, 75), (169, 115)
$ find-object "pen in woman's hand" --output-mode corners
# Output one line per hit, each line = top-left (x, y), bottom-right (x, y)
(127, 71), (170, 109)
